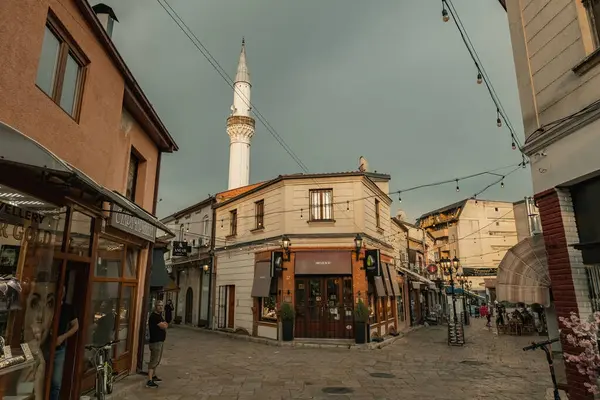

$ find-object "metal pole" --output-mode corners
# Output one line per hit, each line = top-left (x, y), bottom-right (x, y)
(461, 280), (468, 325)
(450, 268), (458, 324)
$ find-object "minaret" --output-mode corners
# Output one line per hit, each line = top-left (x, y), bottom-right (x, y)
(227, 38), (255, 190)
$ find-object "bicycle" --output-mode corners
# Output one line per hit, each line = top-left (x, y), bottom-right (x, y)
(523, 337), (560, 400)
(85, 340), (120, 400)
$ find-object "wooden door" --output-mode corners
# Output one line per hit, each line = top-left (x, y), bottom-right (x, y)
(185, 288), (193, 324)
(227, 286), (235, 329)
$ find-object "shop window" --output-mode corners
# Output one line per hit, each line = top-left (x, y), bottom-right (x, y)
(96, 238), (123, 278)
(35, 16), (87, 119)
(255, 200), (264, 230)
(85, 282), (119, 370)
(229, 209), (237, 237)
(116, 285), (133, 356)
(126, 152), (140, 202)
(309, 189), (333, 221)
(68, 210), (93, 256)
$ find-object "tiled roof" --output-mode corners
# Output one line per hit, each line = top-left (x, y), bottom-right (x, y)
(216, 182), (266, 202)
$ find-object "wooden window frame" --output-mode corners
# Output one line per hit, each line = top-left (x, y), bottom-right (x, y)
(375, 199), (381, 228)
(37, 11), (88, 121)
(308, 189), (334, 221)
(229, 209), (238, 237)
(255, 200), (264, 230)
(583, 0), (600, 48)
(126, 151), (140, 202)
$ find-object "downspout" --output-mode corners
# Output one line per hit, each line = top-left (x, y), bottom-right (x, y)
(209, 199), (217, 329)
(136, 151), (162, 373)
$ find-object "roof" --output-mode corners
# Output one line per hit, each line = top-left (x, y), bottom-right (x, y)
(417, 199), (468, 221)
(235, 38), (250, 84)
(214, 171), (392, 208)
(160, 196), (215, 223)
(216, 182), (267, 203)
(75, 0), (178, 152)
(497, 0), (507, 11)
(391, 217), (409, 232)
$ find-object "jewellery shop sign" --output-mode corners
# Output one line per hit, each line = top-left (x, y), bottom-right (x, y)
(0, 202), (54, 245)
(109, 204), (156, 243)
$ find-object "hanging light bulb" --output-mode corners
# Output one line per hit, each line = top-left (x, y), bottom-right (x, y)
(512, 141), (516, 150)
(496, 109), (502, 127)
(442, 1), (449, 22)
(477, 72), (482, 84)
(398, 192), (402, 203)
(455, 179), (460, 192)
(300, 208), (303, 219)
(501, 179), (505, 189)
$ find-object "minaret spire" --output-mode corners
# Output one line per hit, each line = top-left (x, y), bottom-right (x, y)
(226, 38), (255, 190)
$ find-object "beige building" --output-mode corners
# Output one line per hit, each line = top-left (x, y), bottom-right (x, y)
(212, 171), (405, 342)
(417, 199), (518, 292)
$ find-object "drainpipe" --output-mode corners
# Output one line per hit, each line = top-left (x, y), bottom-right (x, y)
(208, 199), (217, 329)
(136, 151), (162, 373)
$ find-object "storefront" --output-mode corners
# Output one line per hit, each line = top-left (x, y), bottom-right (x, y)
(249, 247), (399, 341)
(0, 124), (173, 399)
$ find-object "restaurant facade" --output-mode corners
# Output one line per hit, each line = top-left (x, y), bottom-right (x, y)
(0, 1), (178, 398)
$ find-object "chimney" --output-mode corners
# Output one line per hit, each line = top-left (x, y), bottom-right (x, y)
(92, 3), (119, 38)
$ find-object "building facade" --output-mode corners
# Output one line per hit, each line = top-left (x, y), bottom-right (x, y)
(161, 197), (216, 328)
(504, 1), (600, 396)
(213, 172), (404, 341)
(0, 1), (177, 398)
(417, 199), (519, 295)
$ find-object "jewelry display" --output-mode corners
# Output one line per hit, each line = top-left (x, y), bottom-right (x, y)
(21, 343), (33, 361)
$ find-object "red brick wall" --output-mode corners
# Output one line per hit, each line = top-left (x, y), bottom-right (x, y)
(535, 189), (594, 400)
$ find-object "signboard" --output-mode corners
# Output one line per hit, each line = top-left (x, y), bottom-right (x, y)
(109, 204), (156, 242)
(271, 251), (285, 274)
(172, 241), (188, 257)
(364, 249), (381, 277)
(462, 267), (498, 277)
(294, 251), (352, 275)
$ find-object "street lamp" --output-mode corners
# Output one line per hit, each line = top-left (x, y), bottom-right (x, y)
(457, 272), (469, 325)
(439, 257), (460, 325)
(281, 235), (291, 261)
(353, 233), (363, 261)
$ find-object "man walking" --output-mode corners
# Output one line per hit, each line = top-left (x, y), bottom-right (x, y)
(146, 300), (168, 388)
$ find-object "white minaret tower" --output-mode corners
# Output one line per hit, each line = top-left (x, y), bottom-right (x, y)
(227, 38), (255, 190)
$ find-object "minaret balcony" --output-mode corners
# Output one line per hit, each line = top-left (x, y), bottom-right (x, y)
(227, 115), (255, 128)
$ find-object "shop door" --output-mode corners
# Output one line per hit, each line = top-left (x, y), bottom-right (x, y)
(294, 276), (353, 339)
(185, 288), (193, 324)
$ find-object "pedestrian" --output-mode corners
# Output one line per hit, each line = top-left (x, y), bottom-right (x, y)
(146, 300), (168, 388)
(50, 295), (79, 400)
(480, 303), (491, 327)
(165, 299), (174, 324)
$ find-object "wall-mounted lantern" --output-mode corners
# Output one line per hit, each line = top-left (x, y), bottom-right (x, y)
(281, 235), (291, 261)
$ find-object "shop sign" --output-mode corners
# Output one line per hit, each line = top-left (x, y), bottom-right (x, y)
(109, 205), (156, 242)
(0, 203), (54, 245)
(364, 249), (381, 277)
(294, 251), (352, 275)
(172, 241), (188, 257)
(462, 267), (498, 277)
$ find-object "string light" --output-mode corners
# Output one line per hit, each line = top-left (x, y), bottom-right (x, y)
(477, 71), (482, 85)
(455, 179), (460, 192)
(512, 138), (517, 150)
(496, 109), (502, 128)
(346, 200), (350, 211)
(398, 192), (402, 203)
(442, 2), (449, 22)
(500, 178), (504, 188)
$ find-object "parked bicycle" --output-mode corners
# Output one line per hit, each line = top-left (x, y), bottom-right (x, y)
(85, 339), (120, 399)
(523, 337), (560, 400)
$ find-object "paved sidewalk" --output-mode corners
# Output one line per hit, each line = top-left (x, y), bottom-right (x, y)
(111, 320), (556, 399)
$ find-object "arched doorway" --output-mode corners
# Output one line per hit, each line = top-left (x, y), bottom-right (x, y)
(185, 287), (193, 324)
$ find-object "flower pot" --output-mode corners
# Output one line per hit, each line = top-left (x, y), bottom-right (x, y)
(282, 320), (294, 341)
(355, 321), (366, 344)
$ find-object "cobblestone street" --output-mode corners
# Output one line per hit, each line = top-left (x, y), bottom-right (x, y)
(111, 320), (555, 400)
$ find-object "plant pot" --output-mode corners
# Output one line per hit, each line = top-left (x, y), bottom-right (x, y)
(355, 321), (366, 344)
(282, 320), (294, 341)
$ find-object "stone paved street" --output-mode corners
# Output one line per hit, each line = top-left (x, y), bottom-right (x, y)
(111, 320), (555, 400)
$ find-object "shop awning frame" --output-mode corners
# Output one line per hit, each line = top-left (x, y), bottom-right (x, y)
(397, 266), (436, 286)
(373, 276), (387, 297)
(0, 121), (174, 240)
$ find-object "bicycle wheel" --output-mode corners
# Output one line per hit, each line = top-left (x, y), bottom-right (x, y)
(106, 362), (114, 394)
(96, 371), (106, 400)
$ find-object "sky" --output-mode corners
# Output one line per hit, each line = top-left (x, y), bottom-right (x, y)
(93, 0), (532, 221)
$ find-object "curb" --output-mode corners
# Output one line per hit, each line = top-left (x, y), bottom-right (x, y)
(172, 323), (422, 350)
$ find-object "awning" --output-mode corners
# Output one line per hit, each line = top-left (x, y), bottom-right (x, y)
(397, 266), (436, 286)
(150, 248), (171, 288)
(496, 234), (550, 307)
(251, 261), (273, 297)
(381, 263), (394, 296)
(0, 121), (175, 240)
(388, 266), (402, 295)
(373, 276), (387, 297)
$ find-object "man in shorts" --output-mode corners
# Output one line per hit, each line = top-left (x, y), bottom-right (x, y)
(146, 300), (168, 388)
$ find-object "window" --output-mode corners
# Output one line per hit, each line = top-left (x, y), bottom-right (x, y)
(202, 215), (210, 245)
(229, 209), (237, 236)
(584, 0), (600, 47)
(126, 152), (139, 201)
(309, 189), (333, 221)
(255, 200), (264, 229)
(375, 199), (381, 228)
(36, 18), (86, 119)
(495, 207), (499, 212)
(260, 279), (278, 322)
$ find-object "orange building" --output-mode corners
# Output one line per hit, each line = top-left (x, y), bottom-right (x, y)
(0, 1), (177, 398)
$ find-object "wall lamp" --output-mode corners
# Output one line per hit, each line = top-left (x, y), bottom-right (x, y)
(353, 233), (364, 261)
(281, 235), (291, 261)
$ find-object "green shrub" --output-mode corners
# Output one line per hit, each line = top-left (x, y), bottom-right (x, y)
(279, 302), (295, 321)
(354, 299), (369, 323)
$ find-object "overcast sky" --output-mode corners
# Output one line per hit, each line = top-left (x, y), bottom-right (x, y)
(93, 0), (532, 221)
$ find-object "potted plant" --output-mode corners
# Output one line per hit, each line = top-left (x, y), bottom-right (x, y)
(354, 299), (369, 344)
(280, 302), (295, 341)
